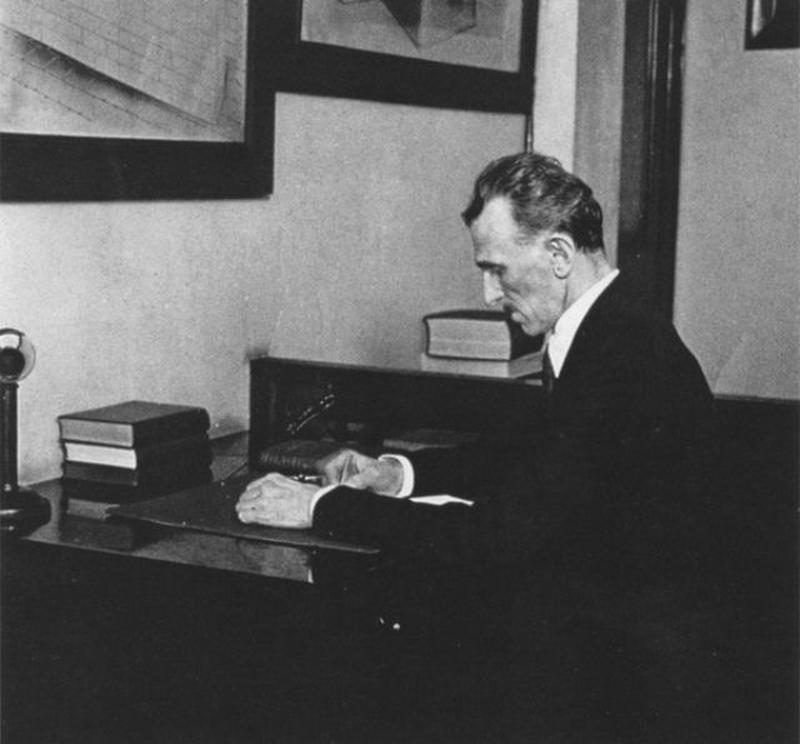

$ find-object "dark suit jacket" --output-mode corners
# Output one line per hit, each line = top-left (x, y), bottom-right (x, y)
(312, 275), (727, 740)
(315, 274), (714, 575)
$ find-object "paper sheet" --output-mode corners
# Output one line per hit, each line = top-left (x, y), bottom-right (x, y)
(409, 494), (474, 507)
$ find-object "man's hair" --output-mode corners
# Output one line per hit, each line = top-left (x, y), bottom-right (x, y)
(461, 152), (605, 252)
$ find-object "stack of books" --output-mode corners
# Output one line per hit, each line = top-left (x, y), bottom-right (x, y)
(58, 400), (213, 517)
(421, 309), (545, 379)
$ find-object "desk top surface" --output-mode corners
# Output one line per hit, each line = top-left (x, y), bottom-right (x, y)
(15, 433), (380, 586)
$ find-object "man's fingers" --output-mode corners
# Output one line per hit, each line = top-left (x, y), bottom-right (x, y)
(237, 505), (258, 523)
(238, 487), (262, 502)
(239, 472), (288, 500)
(239, 473), (270, 495)
(266, 472), (296, 485)
(342, 471), (368, 489)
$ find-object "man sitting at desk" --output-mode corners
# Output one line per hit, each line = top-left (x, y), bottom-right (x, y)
(236, 151), (713, 557)
(236, 152), (723, 741)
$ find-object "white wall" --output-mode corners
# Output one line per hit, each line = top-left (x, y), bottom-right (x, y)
(535, 0), (625, 262)
(533, 0), (579, 169)
(674, 0), (800, 400)
(1, 94), (524, 484)
(573, 0), (625, 266)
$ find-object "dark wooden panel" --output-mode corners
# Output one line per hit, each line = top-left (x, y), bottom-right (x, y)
(248, 357), (546, 467)
(617, 0), (686, 316)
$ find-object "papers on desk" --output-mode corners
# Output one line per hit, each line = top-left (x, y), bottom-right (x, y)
(409, 494), (474, 507)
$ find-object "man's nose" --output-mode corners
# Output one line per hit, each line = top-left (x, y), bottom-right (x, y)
(482, 272), (504, 306)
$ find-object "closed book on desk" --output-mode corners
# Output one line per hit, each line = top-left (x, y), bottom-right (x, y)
(420, 351), (544, 379)
(255, 439), (344, 475)
(62, 432), (211, 469)
(62, 453), (213, 489)
(58, 400), (210, 447)
(62, 494), (118, 520)
(424, 309), (544, 360)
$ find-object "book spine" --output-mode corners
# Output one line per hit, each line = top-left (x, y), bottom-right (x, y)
(58, 408), (210, 446)
(256, 450), (321, 475)
(427, 338), (513, 360)
(62, 455), (212, 487)
(255, 440), (343, 475)
(62, 435), (211, 469)
(62, 468), (212, 501)
(63, 497), (114, 520)
(420, 352), (543, 379)
(424, 316), (543, 360)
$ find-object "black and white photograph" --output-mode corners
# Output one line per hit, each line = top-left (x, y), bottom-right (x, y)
(1, 1), (797, 742)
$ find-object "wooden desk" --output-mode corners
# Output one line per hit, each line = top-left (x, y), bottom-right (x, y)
(3, 362), (797, 742)
(0, 362), (548, 742)
(0, 435), (490, 743)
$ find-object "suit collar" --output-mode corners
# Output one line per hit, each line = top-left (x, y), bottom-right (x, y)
(548, 270), (620, 378)
(551, 272), (633, 388)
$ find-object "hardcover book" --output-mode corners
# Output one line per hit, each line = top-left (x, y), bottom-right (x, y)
(423, 309), (544, 360)
(62, 454), (213, 489)
(420, 351), (544, 379)
(61, 494), (127, 522)
(62, 432), (211, 470)
(57, 400), (210, 447)
(255, 439), (344, 476)
(62, 465), (213, 504)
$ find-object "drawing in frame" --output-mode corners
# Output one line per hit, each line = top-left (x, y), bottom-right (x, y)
(745, 0), (799, 49)
(0, 0), (275, 202)
(266, 0), (538, 114)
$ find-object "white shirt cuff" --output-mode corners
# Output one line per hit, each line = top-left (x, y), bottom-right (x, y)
(379, 454), (414, 497)
(308, 454), (415, 521)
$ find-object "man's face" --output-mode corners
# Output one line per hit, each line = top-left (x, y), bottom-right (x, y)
(470, 197), (565, 337)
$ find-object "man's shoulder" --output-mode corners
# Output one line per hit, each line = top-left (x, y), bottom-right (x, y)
(570, 276), (710, 395)
(584, 275), (690, 350)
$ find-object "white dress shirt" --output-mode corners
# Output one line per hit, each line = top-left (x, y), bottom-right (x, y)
(546, 269), (619, 378)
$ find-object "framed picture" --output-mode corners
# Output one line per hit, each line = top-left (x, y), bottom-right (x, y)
(266, 0), (538, 113)
(0, 0), (275, 201)
(745, 0), (799, 49)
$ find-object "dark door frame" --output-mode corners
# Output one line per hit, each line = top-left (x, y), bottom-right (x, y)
(617, 0), (686, 318)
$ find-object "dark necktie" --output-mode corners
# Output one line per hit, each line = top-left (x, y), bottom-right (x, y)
(542, 347), (555, 395)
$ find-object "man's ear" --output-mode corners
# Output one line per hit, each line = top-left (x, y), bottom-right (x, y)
(547, 233), (576, 278)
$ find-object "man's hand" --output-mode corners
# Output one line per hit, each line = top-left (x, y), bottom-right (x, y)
(236, 472), (318, 529)
(319, 449), (404, 496)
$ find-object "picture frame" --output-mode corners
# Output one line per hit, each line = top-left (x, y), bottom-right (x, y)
(0, 1), (275, 202)
(265, 0), (538, 114)
(745, 0), (799, 49)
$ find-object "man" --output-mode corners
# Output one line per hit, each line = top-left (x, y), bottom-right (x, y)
(237, 153), (723, 740)
(237, 152), (712, 553)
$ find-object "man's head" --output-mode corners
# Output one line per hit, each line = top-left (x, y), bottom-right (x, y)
(462, 152), (608, 337)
